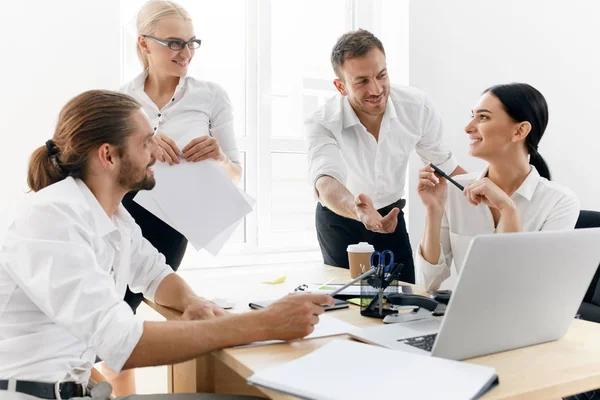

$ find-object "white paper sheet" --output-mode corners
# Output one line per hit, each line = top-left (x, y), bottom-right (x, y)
(133, 160), (254, 254)
(234, 315), (357, 348)
(247, 340), (498, 400)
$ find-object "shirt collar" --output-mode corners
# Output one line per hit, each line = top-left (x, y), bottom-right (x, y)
(341, 94), (398, 130)
(477, 165), (541, 201)
(73, 179), (119, 238)
(131, 69), (187, 92)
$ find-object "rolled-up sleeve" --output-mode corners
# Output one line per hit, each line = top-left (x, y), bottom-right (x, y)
(416, 96), (458, 176)
(415, 212), (454, 292)
(127, 222), (173, 302)
(209, 83), (242, 166)
(305, 119), (347, 196)
(1, 204), (142, 373)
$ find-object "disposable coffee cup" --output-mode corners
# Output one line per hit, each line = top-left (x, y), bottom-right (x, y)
(347, 242), (375, 279)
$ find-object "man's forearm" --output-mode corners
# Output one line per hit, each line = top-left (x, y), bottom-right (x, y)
(123, 312), (270, 369)
(315, 176), (357, 220)
(154, 273), (201, 313)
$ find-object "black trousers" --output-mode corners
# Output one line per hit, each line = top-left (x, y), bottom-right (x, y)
(122, 191), (188, 313)
(315, 199), (415, 284)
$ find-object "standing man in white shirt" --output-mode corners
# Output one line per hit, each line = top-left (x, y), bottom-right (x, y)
(0, 89), (333, 400)
(306, 29), (464, 283)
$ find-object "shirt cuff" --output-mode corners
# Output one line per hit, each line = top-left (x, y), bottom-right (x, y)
(434, 154), (459, 176)
(415, 244), (447, 291)
(145, 270), (174, 303)
(94, 302), (144, 373)
(311, 171), (347, 199)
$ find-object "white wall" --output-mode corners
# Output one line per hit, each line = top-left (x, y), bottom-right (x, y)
(0, 0), (121, 220)
(408, 0), (600, 253)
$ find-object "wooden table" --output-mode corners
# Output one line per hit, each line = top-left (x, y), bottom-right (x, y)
(146, 264), (600, 399)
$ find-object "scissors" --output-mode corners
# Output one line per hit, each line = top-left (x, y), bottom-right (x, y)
(370, 250), (395, 315)
(370, 250), (395, 273)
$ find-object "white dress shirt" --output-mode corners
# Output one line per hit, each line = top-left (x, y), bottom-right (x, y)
(415, 166), (580, 292)
(0, 178), (173, 383)
(305, 85), (458, 210)
(120, 70), (242, 165)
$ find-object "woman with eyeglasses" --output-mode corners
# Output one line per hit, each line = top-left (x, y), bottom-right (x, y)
(106, 0), (242, 395)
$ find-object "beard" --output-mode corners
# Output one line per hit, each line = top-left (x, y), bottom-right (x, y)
(118, 156), (156, 191)
(348, 92), (388, 117)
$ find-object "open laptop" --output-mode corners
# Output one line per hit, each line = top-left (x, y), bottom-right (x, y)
(349, 228), (600, 360)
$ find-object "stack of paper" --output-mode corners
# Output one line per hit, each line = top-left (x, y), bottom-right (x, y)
(247, 340), (498, 400)
(134, 160), (254, 255)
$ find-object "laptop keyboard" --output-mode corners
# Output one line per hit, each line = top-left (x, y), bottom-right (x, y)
(397, 333), (438, 352)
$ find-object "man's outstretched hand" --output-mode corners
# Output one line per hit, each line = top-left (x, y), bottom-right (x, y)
(354, 193), (399, 233)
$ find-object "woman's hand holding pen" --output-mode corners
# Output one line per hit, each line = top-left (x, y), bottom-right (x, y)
(155, 133), (181, 166)
(182, 136), (226, 163)
(464, 178), (516, 212)
(418, 165), (447, 214)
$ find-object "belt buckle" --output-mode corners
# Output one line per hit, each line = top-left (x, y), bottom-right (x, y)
(54, 381), (86, 399)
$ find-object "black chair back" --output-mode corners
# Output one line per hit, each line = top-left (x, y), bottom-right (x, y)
(575, 210), (600, 306)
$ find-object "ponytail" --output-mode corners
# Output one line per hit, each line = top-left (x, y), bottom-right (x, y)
(484, 83), (551, 180)
(26, 90), (142, 193)
(529, 150), (551, 181)
(27, 141), (68, 192)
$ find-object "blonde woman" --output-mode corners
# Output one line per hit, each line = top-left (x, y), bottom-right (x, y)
(105, 0), (243, 394)
(121, 1), (242, 314)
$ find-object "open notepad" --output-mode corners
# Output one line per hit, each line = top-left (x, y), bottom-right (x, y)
(248, 340), (499, 400)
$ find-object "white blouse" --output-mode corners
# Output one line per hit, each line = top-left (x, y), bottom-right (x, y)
(415, 166), (580, 292)
(120, 70), (242, 165)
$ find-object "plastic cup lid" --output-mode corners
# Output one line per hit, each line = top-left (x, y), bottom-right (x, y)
(346, 242), (375, 253)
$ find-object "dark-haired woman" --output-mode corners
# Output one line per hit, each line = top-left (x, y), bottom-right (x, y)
(415, 83), (579, 292)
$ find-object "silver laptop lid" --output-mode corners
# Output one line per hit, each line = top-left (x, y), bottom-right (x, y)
(432, 228), (600, 360)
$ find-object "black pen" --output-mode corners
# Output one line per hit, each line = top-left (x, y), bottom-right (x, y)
(429, 163), (464, 191)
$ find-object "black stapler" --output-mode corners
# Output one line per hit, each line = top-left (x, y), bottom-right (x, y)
(382, 292), (447, 324)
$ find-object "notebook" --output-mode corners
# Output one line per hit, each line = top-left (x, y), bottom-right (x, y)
(247, 339), (498, 400)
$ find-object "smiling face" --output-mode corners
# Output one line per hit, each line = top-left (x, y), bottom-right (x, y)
(334, 48), (390, 118)
(140, 16), (196, 77)
(464, 92), (530, 162)
(117, 109), (158, 191)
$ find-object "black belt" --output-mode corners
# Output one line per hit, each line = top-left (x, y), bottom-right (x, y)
(0, 379), (86, 399)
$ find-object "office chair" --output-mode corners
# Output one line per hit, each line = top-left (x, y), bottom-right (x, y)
(575, 210), (600, 323)
(563, 211), (600, 400)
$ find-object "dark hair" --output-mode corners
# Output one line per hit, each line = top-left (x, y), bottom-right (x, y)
(331, 29), (385, 79)
(483, 83), (551, 180)
(27, 90), (142, 192)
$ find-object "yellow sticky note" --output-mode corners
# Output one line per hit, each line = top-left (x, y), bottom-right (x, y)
(347, 298), (372, 307)
(261, 275), (287, 285)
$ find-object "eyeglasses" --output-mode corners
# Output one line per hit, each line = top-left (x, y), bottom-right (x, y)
(143, 35), (202, 51)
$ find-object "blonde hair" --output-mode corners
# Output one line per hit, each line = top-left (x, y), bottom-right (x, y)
(136, 0), (192, 70)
